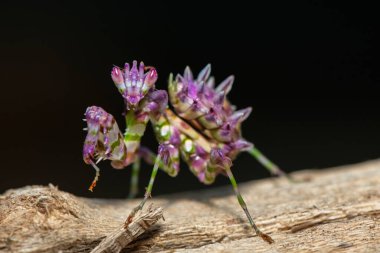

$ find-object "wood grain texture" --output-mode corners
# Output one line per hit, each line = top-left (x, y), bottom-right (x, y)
(1, 160), (379, 252)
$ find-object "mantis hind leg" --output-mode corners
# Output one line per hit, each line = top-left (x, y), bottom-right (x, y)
(225, 167), (274, 243)
(248, 146), (293, 181)
(209, 148), (274, 244)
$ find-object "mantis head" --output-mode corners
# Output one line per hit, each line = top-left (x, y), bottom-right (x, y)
(111, 60), (158, 110)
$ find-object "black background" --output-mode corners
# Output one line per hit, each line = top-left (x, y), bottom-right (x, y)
(1, 1), (379, 198)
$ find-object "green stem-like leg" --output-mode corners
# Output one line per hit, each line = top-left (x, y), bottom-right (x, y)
(128, 156), (141, 198)
(248, 146), (293, 181)
(126, 154), (161, 226)
(225, 168), (274, 244)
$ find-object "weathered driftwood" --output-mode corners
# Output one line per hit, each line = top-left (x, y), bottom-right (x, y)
(1, 160), (380, 252)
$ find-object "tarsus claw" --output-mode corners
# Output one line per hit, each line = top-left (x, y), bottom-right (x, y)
(258, 232), (274, 244)
(88, 160), (100, 192)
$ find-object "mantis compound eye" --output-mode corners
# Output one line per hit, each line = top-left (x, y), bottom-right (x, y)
(111, 60), (158, 109)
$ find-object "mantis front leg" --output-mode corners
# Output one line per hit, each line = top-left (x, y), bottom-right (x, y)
(82, 106), (128, 191)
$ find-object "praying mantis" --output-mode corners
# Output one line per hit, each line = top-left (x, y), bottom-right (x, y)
(82, 60), (289, 243)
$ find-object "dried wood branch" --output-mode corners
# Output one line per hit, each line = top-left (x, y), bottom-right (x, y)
(1, 159), (380, 252)
(90, 205), (163, 253)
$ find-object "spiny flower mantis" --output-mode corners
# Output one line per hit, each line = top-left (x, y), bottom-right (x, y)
(82, 60), (289, 243)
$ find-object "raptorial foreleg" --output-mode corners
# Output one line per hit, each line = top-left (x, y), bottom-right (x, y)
(83, 106), (127, 191)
